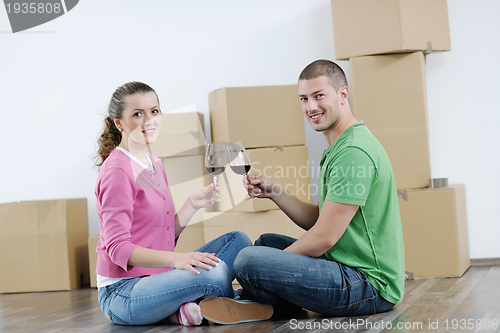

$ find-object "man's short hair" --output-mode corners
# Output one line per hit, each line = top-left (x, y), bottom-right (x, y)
(299, 59), (348, 91)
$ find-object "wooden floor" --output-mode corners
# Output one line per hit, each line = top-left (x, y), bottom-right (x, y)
(1, 266), (499, 333)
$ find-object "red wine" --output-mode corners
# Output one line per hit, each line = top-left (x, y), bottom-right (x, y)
(206, 166), (226, 176)
(230, 165), (251, 175)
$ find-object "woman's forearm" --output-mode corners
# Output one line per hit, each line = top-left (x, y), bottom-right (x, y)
(128, 246), (177, 268)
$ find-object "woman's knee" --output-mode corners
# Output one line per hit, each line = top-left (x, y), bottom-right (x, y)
(201, 261), (233, 297)
(203, 261), (231, 284)
(229, 231), (252, 248)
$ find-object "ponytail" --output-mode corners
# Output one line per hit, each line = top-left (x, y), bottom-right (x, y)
(94, 116), (122, 167)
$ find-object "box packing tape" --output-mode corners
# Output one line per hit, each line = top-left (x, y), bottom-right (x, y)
(429, 178), (448, 188)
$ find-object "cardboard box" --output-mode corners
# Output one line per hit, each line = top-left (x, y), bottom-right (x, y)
(331, 0), (451, 60)
(204, 210), (306, 245)
(150, 112), (205, 158)
(398, 185), (470, 278)
(0, 199), (89, 293)
(162, 154), (212, 225)
(88, 235), (99, 288)
(209, 85), (306, 148)
(350, 52), (431, 189)
(216, 146), (311, 212)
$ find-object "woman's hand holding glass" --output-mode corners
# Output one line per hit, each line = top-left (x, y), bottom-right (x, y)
(205, 143), (228, 202)
(189, 183), (219, 209)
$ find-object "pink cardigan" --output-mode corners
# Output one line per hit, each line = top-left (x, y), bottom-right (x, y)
(95, 149), (176, 278)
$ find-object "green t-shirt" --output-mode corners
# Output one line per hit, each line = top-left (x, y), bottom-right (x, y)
(319, 121), (405, 304)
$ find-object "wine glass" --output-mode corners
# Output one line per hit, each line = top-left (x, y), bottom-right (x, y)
(205, 143), (228, 202)
(227, 141), (262, 201)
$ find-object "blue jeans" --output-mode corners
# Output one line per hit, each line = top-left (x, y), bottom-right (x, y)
(98, 231), (252, 325)
(234, 233), (395, 317)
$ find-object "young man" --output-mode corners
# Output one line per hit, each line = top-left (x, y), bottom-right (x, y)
(200, 60), (404, 324)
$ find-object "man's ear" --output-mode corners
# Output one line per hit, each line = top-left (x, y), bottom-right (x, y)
(339, 86), (349, 105)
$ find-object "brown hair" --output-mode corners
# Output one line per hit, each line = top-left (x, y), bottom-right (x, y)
(94, 81), (157, 167)
(298, 59), (348, 92)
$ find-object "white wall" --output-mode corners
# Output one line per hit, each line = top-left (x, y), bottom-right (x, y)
(0, 0), (498, 259)
(425, 1), (500, 259)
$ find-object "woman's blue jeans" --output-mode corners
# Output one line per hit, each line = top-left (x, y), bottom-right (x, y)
(98, 231), (252, 325)
(234, 233), (395, 317)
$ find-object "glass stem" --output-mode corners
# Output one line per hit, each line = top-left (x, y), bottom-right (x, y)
(212, 175), (217, 199)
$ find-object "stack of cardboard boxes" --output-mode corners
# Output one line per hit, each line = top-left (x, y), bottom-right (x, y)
(151, 111), (211, 253)
(204, 85), (309, 244)
(331, 0), (470, 278)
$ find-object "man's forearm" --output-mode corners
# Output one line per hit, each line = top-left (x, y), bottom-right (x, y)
(284, 225), (335, 257)
(272, 185), (319, 230)
(284, 200), (359, 257)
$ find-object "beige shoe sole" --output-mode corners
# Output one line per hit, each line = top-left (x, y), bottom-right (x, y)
(200, 297), (273, 325)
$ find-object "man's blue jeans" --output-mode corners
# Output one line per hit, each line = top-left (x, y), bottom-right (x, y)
(98, 231), (252, 325)
(234, 233), (395, 316)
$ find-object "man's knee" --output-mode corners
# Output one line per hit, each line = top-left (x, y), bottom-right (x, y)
(234, 246), (270, 277)
(254, 233), (279, 246)
(255, 233), (296, 249)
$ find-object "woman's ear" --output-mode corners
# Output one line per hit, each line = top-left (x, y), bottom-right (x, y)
(113, 118), (122, 132)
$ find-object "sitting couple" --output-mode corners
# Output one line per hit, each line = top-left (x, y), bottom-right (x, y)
(94, 59), (404, 326)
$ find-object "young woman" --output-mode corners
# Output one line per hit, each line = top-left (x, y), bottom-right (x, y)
(94, 81), (252, 326)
